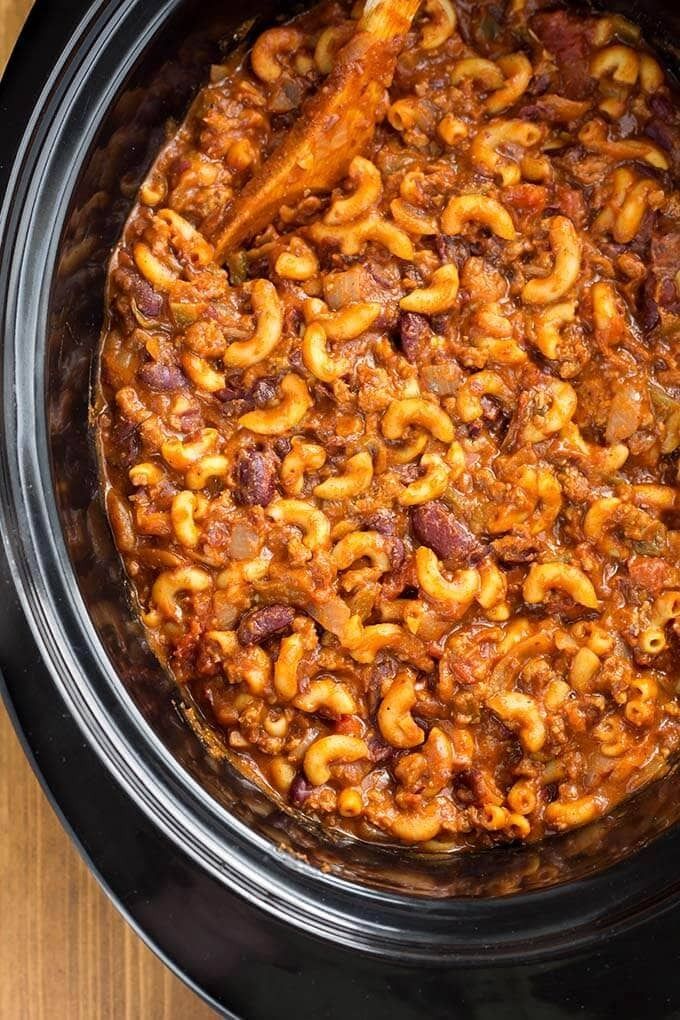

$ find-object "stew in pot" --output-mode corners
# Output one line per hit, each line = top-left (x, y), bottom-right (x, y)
(96, 0), (680, 849)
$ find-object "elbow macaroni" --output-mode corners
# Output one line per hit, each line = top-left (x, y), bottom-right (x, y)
(239, 374), (313, 435)
(522, 217), (581, 305)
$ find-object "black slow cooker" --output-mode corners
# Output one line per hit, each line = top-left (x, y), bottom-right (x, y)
(2, 0), (680, 1015)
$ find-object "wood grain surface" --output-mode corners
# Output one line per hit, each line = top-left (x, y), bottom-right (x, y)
(0, 6), (215, 1018)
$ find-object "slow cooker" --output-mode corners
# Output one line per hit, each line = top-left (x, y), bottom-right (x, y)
(2, 0), (680, 1014)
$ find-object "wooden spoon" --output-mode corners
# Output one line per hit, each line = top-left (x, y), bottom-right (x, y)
(212, 0), (421, 263)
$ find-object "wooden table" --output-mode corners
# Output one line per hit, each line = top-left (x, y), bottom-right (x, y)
(0, 6), (215, 1017)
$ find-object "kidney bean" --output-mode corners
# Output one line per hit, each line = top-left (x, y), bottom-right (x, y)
(289, 773), (314, 805)
(132, 277), (163, 318)
(234, 449), (277, 507)
(492, 534), (539, 564)
(411, 502), (485, 565)
(237, 604), (295, 645)
(137, 362), (186, 391)
(170, 155), (192, 176)
(112, 263), (163, 320)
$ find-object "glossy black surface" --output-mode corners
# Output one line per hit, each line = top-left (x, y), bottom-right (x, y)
(1, 0), (680, 1015)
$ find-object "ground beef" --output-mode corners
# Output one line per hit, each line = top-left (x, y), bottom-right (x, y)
(531, 10), (595, 100)
(397, 311), (431, 363)
(650, 226), (680, 311)
(628, 556), (680, 595)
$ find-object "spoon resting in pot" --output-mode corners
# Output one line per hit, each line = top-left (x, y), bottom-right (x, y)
(212, 0), (421, 264)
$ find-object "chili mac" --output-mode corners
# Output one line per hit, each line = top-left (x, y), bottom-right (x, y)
(97, 0), (680, 850)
